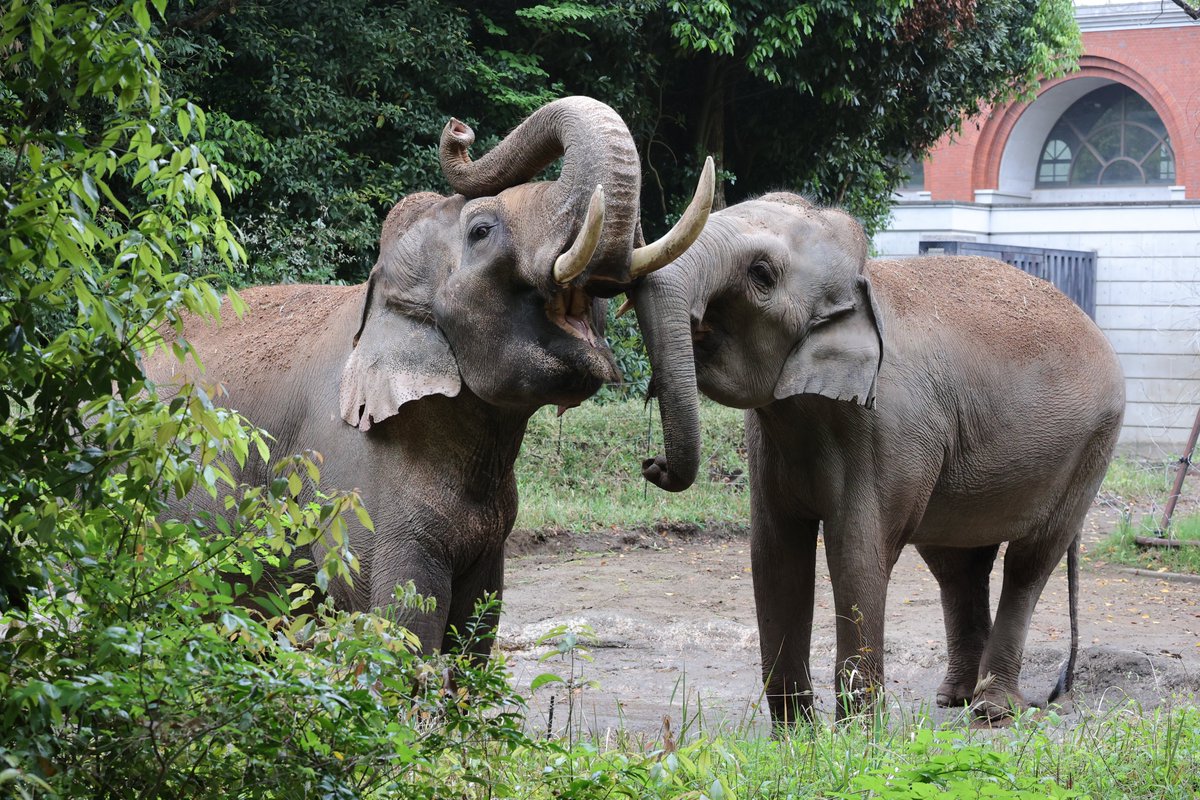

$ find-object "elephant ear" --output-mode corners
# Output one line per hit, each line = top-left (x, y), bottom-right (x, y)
(339, 193), (461, 431)
(339, 277), (461, 431)
(774, 275), (884, 409)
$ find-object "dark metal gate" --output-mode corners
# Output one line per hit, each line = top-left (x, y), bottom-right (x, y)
(918, 240), (1098, 320)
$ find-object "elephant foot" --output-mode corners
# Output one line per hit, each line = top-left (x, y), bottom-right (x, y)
(767, 689), (816, 728)
(935, 678), (974, 708)
(970, 681), (1029, 722)
(936, 686), (974, 705)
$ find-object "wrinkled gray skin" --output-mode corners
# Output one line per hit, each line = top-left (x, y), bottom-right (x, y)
(631, 193), (1125, 721)
(146, 97), (652, 655)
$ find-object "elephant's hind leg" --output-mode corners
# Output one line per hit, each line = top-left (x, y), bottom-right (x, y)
(916, 543), (1000, 707)
(974, 517), (1085, 720)
(974, 444), (1108, 720)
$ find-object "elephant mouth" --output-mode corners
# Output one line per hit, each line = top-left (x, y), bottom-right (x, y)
(690, 315), (716, 360)
(547, 286), (600, 348)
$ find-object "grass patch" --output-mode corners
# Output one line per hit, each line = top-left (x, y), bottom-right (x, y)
(521, 629), (1198, 799)
(1095, 456), (1200, 573)
(1095, 513), (1200, 574)
(487, 695), (1200, 799)
(1101, 456), (1175, 501)
(515, 398), (748, 531)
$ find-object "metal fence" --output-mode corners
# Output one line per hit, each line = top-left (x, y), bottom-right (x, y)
(917, 240), (1097, 320)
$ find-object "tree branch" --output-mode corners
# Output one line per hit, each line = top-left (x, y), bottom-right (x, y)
(1171, 0), (1200, 20)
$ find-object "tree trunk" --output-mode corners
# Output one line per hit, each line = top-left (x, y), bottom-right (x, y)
(695, 56), (729, 210)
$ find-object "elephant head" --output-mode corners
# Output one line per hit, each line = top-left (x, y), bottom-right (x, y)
(632, 193), (884, 491)
(340, 96), (714, 428)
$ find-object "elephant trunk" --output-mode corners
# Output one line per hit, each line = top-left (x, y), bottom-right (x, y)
(633, 270), (702, 493)
(440, 96), (640, 294)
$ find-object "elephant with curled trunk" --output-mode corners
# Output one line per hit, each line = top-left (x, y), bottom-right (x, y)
(146, 97), (713, 654)
(630, 192), (1125, 721)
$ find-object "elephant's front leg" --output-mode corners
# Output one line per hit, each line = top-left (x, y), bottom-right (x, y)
(442, 543), (506, 657)
(368, 542), (454, 656)
(751, 513), (820, 726)
(823, 516), (899, 719)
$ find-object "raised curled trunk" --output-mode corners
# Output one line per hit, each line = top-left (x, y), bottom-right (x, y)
(440, 96), (640, 293)
(633, 270), (702, 492)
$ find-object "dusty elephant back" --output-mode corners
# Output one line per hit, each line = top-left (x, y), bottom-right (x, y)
(866, 255), (1116, 369)
(864, 254), (1125, 483)
(146, 283), (364, 397)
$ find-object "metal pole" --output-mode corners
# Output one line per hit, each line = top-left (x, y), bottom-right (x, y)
(1156, 405), (1200, 536)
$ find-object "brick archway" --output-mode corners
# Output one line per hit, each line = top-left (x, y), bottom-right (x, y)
(972, 55), (1185, 193)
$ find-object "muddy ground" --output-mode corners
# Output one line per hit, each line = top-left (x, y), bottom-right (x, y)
(497, 497), (1200, 737)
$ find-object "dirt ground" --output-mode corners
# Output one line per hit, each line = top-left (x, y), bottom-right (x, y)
(497, 495), (1200, 737)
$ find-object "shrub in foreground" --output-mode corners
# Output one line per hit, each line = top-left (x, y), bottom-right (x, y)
(0, 3), (528, 796)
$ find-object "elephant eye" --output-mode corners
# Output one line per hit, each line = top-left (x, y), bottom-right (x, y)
(748, 261), (775, 292)
(468, 221), (494, 243)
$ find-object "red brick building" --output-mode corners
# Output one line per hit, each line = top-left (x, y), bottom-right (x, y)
(877, 1), (1200, 450)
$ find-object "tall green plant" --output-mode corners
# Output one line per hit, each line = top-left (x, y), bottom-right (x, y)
(0, 0), (252, 613)
(0, 4), (532, 796)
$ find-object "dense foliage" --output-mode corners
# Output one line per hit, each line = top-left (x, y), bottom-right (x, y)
(156, 0), (1081, 283)
(520, 0), (1081, 228)
(158, 0), (559, 286)
(0, 3), (533, 796)
(153, 0), (552, 287)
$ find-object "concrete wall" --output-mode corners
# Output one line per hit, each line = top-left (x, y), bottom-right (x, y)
(875, 202), (1200, 452)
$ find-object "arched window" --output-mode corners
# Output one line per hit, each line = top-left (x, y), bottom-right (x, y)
(1035, 84), (1175, 188)
(899, 155), (925, 190)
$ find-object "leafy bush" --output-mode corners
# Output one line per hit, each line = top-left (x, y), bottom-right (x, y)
(600, 298), (652, 402)
(830, 729), (1083, 799)
(0, 4), (537, 797)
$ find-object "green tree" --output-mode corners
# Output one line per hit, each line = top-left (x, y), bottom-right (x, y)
(0, 3), (530, 795)
(470, 0), (1080, 232)
(158, 0), (556, 284)
(0, 0), (249, 614)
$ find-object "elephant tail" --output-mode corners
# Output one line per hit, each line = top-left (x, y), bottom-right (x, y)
(1047, 533), (1080, 705)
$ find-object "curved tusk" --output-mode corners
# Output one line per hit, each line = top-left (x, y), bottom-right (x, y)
(553, 184), (606, 285)
(614, 297), (634, 318)
(631, 156), (715, 279)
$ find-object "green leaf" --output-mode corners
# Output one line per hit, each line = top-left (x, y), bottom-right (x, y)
(131, 0), (150, 31)
(530, 673), (565, 692)
(354, 504), (374, 533)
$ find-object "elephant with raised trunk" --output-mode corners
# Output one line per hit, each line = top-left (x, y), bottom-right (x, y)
(630, 193), (1124, 720)
(146, 97), (714, 654)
